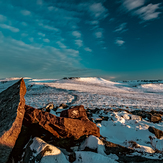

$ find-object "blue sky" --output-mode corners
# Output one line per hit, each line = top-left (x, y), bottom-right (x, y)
(0, 0), (163, 80)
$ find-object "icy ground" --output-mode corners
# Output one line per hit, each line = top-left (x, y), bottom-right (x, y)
(0, 77), (163, 161)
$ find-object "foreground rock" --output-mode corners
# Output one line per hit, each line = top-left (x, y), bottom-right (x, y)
(21, 137), (69, 163)
(0, 79), (26, 163)
(148, 126), (163, 139)
(60, 105), (87, 119)
(24, 105), (100, 139)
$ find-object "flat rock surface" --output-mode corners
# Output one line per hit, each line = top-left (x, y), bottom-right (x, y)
(0, 79), (26, 163)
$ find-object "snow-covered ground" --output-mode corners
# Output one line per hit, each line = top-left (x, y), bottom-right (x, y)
(1, 77), (163, 161)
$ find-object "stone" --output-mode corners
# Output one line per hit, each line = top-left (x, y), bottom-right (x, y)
(95, 118), (103, 123)
(60, 105), (87, 119)
(148, 126), (163, 139)
(21, 137), (69, 163)
(0, 79), (26, 163)
(59, 103), (68, 109)
(80, 135), (105, 155)
(150, 114), (162, 123)
(24, 105), (100, 140)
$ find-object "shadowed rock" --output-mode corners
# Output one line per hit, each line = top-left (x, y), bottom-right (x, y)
(22, 137), (69, 163)
(24, 105), (100, 140)
(0, 79), (26, 163)
(60, 105), (87, 119)
(148, 126), (163, 139)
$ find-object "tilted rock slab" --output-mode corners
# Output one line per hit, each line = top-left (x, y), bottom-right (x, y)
(0, 79), (26, 163)
(22, 137), (69, 163)
(24, 105), (100, 139)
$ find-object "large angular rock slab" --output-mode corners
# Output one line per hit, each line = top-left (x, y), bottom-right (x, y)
(24, 105), (100, 139)
(60, 105), (87, 119)
(148, 126), (163, 139)
(21, 137), (69, 163)
(0, 79), (26, 163)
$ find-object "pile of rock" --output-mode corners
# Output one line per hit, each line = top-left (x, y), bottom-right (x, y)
(0, 79), (100, 163)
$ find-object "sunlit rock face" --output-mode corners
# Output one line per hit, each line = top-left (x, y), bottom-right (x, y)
(24, 105), (100, 139)
(0, 79), (26, 163)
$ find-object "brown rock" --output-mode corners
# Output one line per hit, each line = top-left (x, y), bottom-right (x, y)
(24, 105), (100, 140)
(148, 126), (163, 139)
(150, 114), (162, 123)
(0, 79), (26, 163)
(60, 105), (87, 119)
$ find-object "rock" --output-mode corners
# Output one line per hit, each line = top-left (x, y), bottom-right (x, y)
(80, 135), (105, 155)
(99, 116), (109, 121)
(148, 126), (163, 139)
(91, 108), (101, 114)
(129, 115), (142, 121)
(39, 102), (54, 112)
(150, 114), (162, 123)
(60, 105), (87, 119)
(24, 105), (100, 140)
(101, 138), (134, 155)
(95, 118), (103, 123)
(59, 103), (68, 109)
(21, 137), (69, 163)
(0, 79), (26, 163)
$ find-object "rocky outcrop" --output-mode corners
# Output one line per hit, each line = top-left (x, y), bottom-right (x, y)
(24, 105), (100, 139)
(21, 137), (69, 163)
(148, 126), (163, 139)
(60, 105), (87, 119)
(0, 79), (26, 163)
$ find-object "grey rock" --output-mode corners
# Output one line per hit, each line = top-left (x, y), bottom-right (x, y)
(0, 79), (26, 163)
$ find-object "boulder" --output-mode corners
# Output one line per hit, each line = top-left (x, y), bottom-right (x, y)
(24, 105), (100, 140)
(80, 135), (105, 155)
(0, 79), (26, 163)
(150, 114), (162, 123)
(148, 126), (163, 139)
(21, 137), (69, 163)
(39, 102), (54, 112)
(59, 103), (68, 109)
(60, 105), (87, 119)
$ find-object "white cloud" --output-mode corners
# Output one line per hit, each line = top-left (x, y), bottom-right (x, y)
(38, 32), (45, 37)
(0, 14), (6, 22)
(21, 33), (28, 37)
(89, 3), (109, 19)
(122, 0), (145, 11)
(43, 25), (59, 31)
(134, 3), (161, 21)
(115, 38), (125, 46)
(21, 10), (31, 16)
(65, 49), (79, 57)
(75, 39), (83, 47)
(57, 41), (67, 49)
(43, 39), (50, 43)
(48, 6), (54, 11)
(86, 20), (99, 25)
(37, 0), (42, 5)
(85, 47), (92, 52)
(21, 22), (28, 26)
(94, 31), (103, 38)
(29, 38), (34, 42)
(114, 23), (128, 33)
(0, 24), (19, 32)
(72, 31), (81, 38)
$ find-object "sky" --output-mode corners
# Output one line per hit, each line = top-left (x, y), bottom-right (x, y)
(0, 0), (163, 81)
